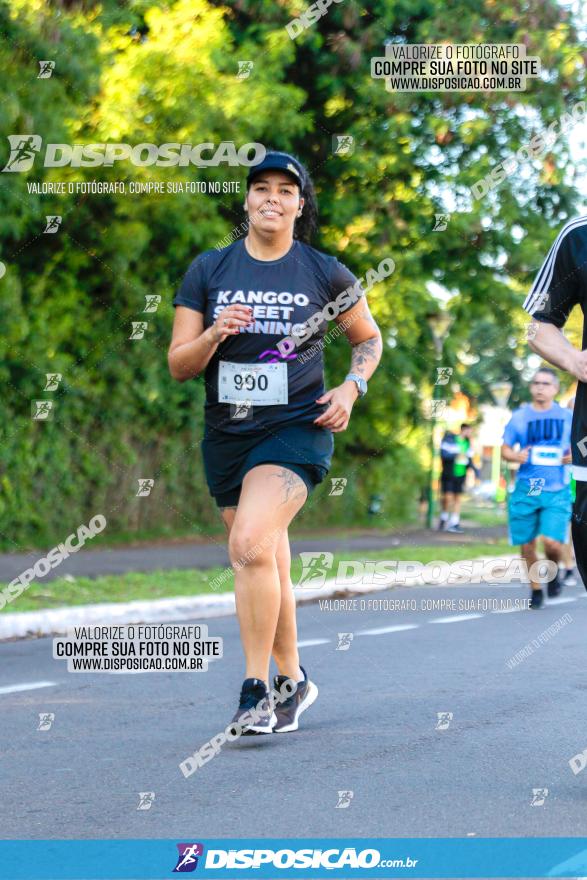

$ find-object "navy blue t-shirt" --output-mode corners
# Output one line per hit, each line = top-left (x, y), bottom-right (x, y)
(173, 238), (361, 434)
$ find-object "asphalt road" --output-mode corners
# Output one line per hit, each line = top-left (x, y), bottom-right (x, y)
(1, 577), (586, 841)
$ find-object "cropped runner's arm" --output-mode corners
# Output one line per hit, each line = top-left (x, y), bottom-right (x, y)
(168, 307), (219, 382)
(313, 297), (382, 431)
(168, 304), (254, 381)
(501, 443), (527, 464)
(338, 297), (383, 389)
(528, 322), (587, 382)
(524, 222), (586, 380)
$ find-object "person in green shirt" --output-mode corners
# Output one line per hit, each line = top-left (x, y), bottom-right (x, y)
(438, 423), (479, 533)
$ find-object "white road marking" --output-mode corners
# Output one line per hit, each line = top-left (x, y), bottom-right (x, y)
(297, 638), (331, 647)
(428, 614), (484, 624)
(357, 624), (419, 636)
(0, 680), (56, 695)
(547, 597), (576, 606)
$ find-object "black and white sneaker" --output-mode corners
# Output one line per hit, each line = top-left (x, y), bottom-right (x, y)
(272, 666), (318, 733)
(547, 569), (562, 598)
(446, 523), (465, 534)
(229, 678), (276, 736)
(563, 568), (577, 588)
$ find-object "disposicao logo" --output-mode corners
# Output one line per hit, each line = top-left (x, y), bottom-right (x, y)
(173, 843), (204, 872)
(2, 136), (265, 171)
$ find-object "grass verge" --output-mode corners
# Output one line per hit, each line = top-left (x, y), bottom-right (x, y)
(1, 540), (513, 614)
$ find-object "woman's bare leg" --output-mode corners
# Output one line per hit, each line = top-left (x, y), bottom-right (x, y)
(227, 464), (307, 685)
(220, 509), (303, 684)
(272, 528), (303, 682)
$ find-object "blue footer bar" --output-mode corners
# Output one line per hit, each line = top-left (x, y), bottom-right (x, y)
(1, 838), (587, 879)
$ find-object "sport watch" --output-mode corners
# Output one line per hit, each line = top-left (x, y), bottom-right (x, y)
(345, 373), (367, 398)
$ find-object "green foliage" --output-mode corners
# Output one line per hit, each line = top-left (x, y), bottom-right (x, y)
(0, 0), (584, 548)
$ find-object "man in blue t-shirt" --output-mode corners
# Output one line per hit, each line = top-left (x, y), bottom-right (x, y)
(501, 367), (572, 608)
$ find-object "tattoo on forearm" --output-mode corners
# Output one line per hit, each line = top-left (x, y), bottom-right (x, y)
(350, 336), (382, 375)
(270, 467), (308, 505)
(361, 305), (379, 329)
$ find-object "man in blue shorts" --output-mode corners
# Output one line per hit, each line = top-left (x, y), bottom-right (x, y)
(501, 367), (572, 608)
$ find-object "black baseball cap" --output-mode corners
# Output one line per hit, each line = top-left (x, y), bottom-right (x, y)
(246, 151), (305, 189)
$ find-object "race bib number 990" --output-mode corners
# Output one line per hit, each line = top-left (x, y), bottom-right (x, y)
(218, 361), (288, 405)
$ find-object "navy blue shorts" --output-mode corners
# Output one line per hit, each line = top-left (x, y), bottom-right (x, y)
(201, 422), (334, 508)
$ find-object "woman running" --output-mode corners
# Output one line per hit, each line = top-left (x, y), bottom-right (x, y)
(168, 150), (382, 734)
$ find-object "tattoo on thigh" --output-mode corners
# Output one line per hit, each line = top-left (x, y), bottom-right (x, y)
(218, 505), (237, 530)
(270, 468), (307, 505)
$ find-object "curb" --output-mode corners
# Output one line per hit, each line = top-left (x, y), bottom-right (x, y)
(0, 554), (521, 641)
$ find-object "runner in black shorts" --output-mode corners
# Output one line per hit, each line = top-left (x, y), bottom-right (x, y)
(438, 424), (477, 533)
(168, 151), (383, 734)
(523, 214), (587, 589)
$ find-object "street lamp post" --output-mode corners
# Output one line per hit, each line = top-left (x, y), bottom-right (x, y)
(425, 310), (453, 529)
